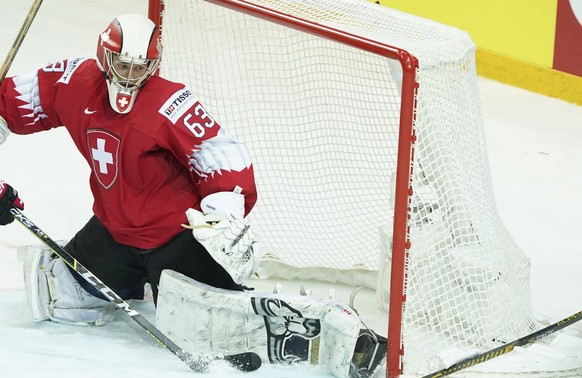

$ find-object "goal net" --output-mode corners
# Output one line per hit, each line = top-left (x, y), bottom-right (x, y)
(148, 0), (576, 376)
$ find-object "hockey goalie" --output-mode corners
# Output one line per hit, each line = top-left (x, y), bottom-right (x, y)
(0, 12), (386, 378)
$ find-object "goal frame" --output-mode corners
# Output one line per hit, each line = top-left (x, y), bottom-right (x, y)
(148, 0), (420, 376)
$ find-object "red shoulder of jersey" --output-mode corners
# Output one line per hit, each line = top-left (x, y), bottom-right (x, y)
(122, 77), (258, 216)
(0, 58), (99, 134)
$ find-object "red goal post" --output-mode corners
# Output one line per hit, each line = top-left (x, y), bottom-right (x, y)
(146, 0), (544, 377)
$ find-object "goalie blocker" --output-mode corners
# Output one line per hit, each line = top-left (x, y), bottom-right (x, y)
(156, 270), (387, 378)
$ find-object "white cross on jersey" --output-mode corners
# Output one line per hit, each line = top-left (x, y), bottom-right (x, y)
(91, 138), (113, 174)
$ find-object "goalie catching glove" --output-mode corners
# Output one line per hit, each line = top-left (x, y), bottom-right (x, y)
(185, 192), (261, 285)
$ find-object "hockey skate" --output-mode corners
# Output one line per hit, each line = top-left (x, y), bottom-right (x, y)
(350, 328), (387, 378)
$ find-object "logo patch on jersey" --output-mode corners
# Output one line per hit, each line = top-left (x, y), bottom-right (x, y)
(57, 57), (87, 84)
(86, 129), (120, 190)
(158, 88), (195, 124)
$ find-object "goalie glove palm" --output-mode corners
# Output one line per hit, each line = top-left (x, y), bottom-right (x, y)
(185, 209), (261, 285)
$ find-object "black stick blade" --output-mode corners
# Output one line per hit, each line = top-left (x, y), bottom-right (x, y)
(225, 352), (262, 372)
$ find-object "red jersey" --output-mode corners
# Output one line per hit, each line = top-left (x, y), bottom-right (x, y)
(0, 58), (257, 249)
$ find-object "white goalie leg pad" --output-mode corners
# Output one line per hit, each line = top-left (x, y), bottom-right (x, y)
(156, 270), (361, 378)
(18, 243), (54, 321)
(18, 244), (116, 326)
(48, 258), (117, 326)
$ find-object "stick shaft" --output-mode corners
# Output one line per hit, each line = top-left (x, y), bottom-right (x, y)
(422, 310), (582, 378)
(0, 0), (44, 81)
(9, 207), (200, 369)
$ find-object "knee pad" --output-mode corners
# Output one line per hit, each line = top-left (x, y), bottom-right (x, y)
(18, 243), (117, 326)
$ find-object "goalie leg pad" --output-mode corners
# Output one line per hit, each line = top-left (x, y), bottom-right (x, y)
(18, 244), (117, 326)
(18, 243), (54, 321)
(156, 269), (362, 378)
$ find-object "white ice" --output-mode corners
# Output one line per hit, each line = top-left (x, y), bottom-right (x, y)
(1, 1), (581, 377)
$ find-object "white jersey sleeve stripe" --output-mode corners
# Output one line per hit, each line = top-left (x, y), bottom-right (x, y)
(13, 72), (47, 126)
(189, 128), (252, 178)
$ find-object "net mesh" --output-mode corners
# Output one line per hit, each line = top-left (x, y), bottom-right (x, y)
(156, 0), (552, 375)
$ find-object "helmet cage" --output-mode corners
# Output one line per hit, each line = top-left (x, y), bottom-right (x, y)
(102, 48), (160, 91)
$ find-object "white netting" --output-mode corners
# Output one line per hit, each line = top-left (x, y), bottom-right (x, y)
(154, 0), (581, 376)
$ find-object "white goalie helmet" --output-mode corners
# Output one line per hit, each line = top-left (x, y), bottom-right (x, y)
(96, 14), (162, 114)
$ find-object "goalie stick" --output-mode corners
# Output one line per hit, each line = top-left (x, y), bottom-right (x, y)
(9, 207), (262, 373)
(0, 0), (43, 81)
(421, 309), (582, 378)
